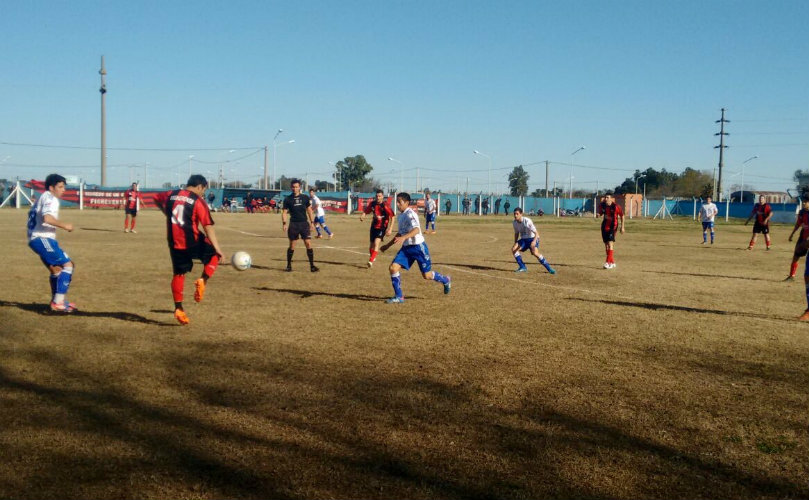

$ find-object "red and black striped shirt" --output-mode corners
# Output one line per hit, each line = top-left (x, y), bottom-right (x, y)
(364, 199), (395, 230)
(155, 189), (214, 250)
(599, 202), (623, 231)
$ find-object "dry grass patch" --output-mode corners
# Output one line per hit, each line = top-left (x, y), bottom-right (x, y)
(0, 208), (806, 499)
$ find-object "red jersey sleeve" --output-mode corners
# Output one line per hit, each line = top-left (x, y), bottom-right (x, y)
(154, 192), (170, 214)
(615, 204), (624, 216)
(193, 198), (214, 227)
(364, 202), (374, 215)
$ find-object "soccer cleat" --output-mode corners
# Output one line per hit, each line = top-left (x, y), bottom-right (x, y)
(609, 263), (617, 269)
(316, 234), (323, 239)
(799, 309), (809, 321)
(194, 278), (205, 303)
(386, 296), (405, 304)
(746, 247), (753, 251)
(310, 265), (319, 273)
(174, 308), (190, 325)
(443, 276), (451, 295)
(603, 262), (610, 269)
(367, 261), (373, 268)
(124, 228), (130, 233)
(285, 266), (293, 272)
(130, 229), (137, 234)
(785, 275), (795, 282)
(766, 246), (771, 251)
(515, 267), (528, 273)
(329, 233), (334, 239)
(701, 241), (706, 245)
(50, 301), (77, 313)
(548, 267), (556, 275)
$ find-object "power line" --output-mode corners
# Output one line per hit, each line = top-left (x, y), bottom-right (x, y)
(0, 140), (263, 152)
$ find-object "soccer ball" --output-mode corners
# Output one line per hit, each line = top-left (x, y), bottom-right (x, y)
(231, 251), (252, 271)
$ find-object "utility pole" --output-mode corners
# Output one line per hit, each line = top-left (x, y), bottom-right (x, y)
(714, 108), (729, 201)
(545, 160), (549, 198)
(263, 146), (268, 190)
(99, 56), (107, 186)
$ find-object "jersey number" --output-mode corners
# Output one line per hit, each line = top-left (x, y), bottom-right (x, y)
(171, 204), (185, 226)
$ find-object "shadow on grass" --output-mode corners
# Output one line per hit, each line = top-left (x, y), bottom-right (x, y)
(567, 297), (790, 321)
(0, 340), (805, 499)
(0, 299), (171, 325)
(641, 269), (771, 281)
(79, 227), (119, 232)
(445, 262), (507, 272)
(254, 286), (384, 302)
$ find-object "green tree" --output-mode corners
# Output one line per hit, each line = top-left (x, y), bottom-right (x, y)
(335, 155), (373, 191)
(794, 169), (809, 199)
(508, 165), (529, 196)
(674, 168), (713, 198)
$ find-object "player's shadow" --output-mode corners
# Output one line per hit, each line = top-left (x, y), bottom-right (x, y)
(0, 300), (171, 325)
(447, 262), (507, 272)
(567, 297), (789, 322)
(79, 227), (118, 232)
(641, 270), (770, 282)
(254, 286), (384, 302)
(265, 258), (365, 270)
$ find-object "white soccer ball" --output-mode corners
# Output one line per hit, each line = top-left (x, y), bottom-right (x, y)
(231, 251), (252, 271)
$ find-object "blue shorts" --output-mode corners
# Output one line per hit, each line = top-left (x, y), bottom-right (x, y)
(515, 237), (537, 252)
(314, 215), (326, 225)
(425, 213), (436, 223)
(29, 237), (71, 267)
(393, 243), (432, 273)
(702, 221), (714, 230)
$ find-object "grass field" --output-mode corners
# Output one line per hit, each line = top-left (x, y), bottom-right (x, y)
(1, 208), (807, 499)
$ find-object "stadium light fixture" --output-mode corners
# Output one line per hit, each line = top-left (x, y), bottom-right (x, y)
(473, 150), (492, 196)
(740, 155), (758, 203)
(388, 157), (403, 192)
(569, 146), (585, 199)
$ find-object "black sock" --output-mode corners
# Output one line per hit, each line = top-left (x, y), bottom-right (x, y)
(174, 302), (183, 310)
(307, 248), (314, 265)
(287, 248), (294, 266)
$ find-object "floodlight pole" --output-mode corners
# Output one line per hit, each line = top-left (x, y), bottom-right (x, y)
(741, 155), (758, 203)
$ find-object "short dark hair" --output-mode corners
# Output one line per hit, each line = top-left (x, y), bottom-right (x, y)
(513, 207), (523, 214)
(309, 187), (316, 192)
(604, 191), (615, 197)
(397, 192), (411, 203)
(45, 174), (66, 190)
(186, 174), (208, 188)
(290, 179), (301, 187)
(375, 189), (384, 195)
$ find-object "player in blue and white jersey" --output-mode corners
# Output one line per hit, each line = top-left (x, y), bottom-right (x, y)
(698, 196), (719, 245)
(309, 188), (333, 239)
(511, 207), (555, 274)
(27, 173), (78, 313)
(424, 191), (437, 233)
(380, 192), (451, 303)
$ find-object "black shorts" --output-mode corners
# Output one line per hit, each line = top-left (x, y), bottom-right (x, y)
(125, 207), (138, 216)
(794, 238), (809, 258)
(170, 241), (217, 275)
(287, 221), (311, 240)
(601, 228), (616, 243)
(753, 223), (769, 234)
(369, 227), (387, 242)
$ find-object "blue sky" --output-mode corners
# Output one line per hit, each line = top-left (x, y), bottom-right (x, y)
(1, 0), (807, 194)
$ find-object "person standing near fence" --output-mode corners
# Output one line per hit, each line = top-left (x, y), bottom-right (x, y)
(698, 196), (719, 245)
(597, 192), (624, 269)
(444, 198), (451, 216)
(745, 195), (772, 250)
(786, 197), (809, 281)
(27, 174), (78, 313)
(424, 191), (437, 233)
(123, 182), (141, 233)
(504, 199), (511, 215)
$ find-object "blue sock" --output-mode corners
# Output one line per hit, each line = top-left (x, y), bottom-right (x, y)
(56, 266), (73, 294)
(50, 273), (59, 296)
(710, 232), (715, 243)
(538, 255), (552, 272)
(391, 273), (403, 298)
(324, 226), (332, 236)
(315, 227), (322, 236)
(515, 254), (526, 268)
(432, 271), (449, 285)
(703, 233), (707, 242)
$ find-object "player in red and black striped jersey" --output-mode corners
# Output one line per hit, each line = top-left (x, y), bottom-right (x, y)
(155, 175), (224, 325)
(597, 192), (624, 269)
(123, 183), (140, 233)
(786, 198), (809, 281)
(359, 189), (395, 268)
(745, 195), (773, 250)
